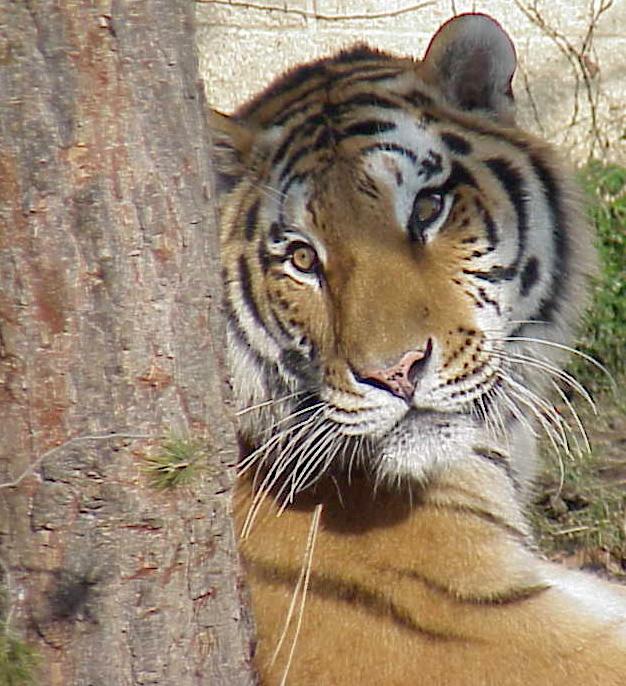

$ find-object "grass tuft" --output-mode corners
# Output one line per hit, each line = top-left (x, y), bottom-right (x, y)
(0, 626), (38, 686)
(144, 435), (210, 489)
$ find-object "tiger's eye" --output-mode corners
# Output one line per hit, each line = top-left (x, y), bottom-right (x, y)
(289, 243), (318, 273)
(413, 193), (444, 224)
(408, 191), (446, 242)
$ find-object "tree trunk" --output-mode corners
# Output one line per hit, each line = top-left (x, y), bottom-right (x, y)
(0, 1), (255, 684)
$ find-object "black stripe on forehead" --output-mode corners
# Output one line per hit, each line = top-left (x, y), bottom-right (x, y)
(273, 112), (326, 166)
(336, 67), (405, 83)
(272, 69), (403, 126)
(279, 144), (316, 182)
(401, 89), (435, 108)
(340, 119), (396, 139)
(330, 92), (403, 112)
(244, 45), (403, 123)
(279, 119), (399, 182)
(273, 86), (327, 126)
(274, 97), (405, 177)
(361, 142), (418, 165)
(441, 132), (472, 156)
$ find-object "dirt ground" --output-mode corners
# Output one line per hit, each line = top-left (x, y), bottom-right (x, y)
(534, 393), (626, 581)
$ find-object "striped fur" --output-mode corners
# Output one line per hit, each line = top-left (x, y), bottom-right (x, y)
(236, 461), (626, 685)
(211, 13), (626, 685)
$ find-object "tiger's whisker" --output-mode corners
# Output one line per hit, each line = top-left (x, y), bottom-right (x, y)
(241, 416), (324, 538)
(488, 347), (596, 412)
(236, 390), (311, 417)
(288, 428), (342, 501)
(241, 418), (315, 538)
(275, 504), (322, 686)
(498, 372), (570, 455)
(494, 386), (538, 440)
(267, 420), (332, 512)
(283, 421), (339, 506)
(500, 336), (614, 387)
(260, 401), (326, 436)
(241, 403), (326, 474)
(551, 380), (591, 456)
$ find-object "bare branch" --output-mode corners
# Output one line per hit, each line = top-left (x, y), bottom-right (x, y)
(0, 433), (152, 490)
(517, 61), (546, 135)
(197, 0), (436, 22)
(514, 0), (612, 159)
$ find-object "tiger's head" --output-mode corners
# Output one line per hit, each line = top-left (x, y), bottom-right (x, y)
(210, 14), (592, 495)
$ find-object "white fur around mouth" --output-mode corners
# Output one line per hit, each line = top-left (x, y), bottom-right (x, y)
(328, 387), (478, 442)
(374, 408), (483, 484)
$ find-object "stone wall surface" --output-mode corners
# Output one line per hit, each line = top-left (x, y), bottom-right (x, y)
(196, 0), (625, 164)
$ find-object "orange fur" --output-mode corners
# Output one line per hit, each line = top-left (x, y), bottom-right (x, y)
(236, 459), (626, 685)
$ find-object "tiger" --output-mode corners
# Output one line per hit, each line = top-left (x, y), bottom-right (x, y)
(209, 12), (626, 685)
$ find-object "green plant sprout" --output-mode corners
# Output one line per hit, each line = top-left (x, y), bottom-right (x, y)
(0, 624), (38, 686)
(144, 434), (210, 489)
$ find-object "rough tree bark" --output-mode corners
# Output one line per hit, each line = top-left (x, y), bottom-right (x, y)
(0, 1), (255, 684)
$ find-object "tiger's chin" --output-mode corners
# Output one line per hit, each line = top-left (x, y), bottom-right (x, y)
(328, 381), (501, 487)
(371, 407), (491, 485)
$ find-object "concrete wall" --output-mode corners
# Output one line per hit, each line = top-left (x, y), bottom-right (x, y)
(196, 0), (625, 165)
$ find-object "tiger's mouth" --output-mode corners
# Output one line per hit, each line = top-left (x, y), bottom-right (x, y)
(236, 358), (512, 510)
(239, 395), (490, 504)
(323, 362), (501, 440)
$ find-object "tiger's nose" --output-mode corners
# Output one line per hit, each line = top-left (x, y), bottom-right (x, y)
(356, 339), (433, 402)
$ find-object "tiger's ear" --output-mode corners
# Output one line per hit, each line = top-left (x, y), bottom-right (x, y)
(208, 109), (256, 190)
(421, 13), (516, 122)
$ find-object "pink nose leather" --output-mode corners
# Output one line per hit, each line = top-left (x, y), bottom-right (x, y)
(359, 339), (433, 402)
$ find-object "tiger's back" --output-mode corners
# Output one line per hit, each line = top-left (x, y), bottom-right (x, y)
(210, 12), (626, 685)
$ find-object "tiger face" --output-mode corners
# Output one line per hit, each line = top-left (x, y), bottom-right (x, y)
(212, 14), (592, 494)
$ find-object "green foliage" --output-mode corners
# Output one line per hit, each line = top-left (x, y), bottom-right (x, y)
(144, 435), (210, 490)
(533, 161), (626, 578)
(0, 627), (38, 686)
(573, 161), (626, 389)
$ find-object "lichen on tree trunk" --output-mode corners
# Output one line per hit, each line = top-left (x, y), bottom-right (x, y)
(0, 1), (255, 684)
